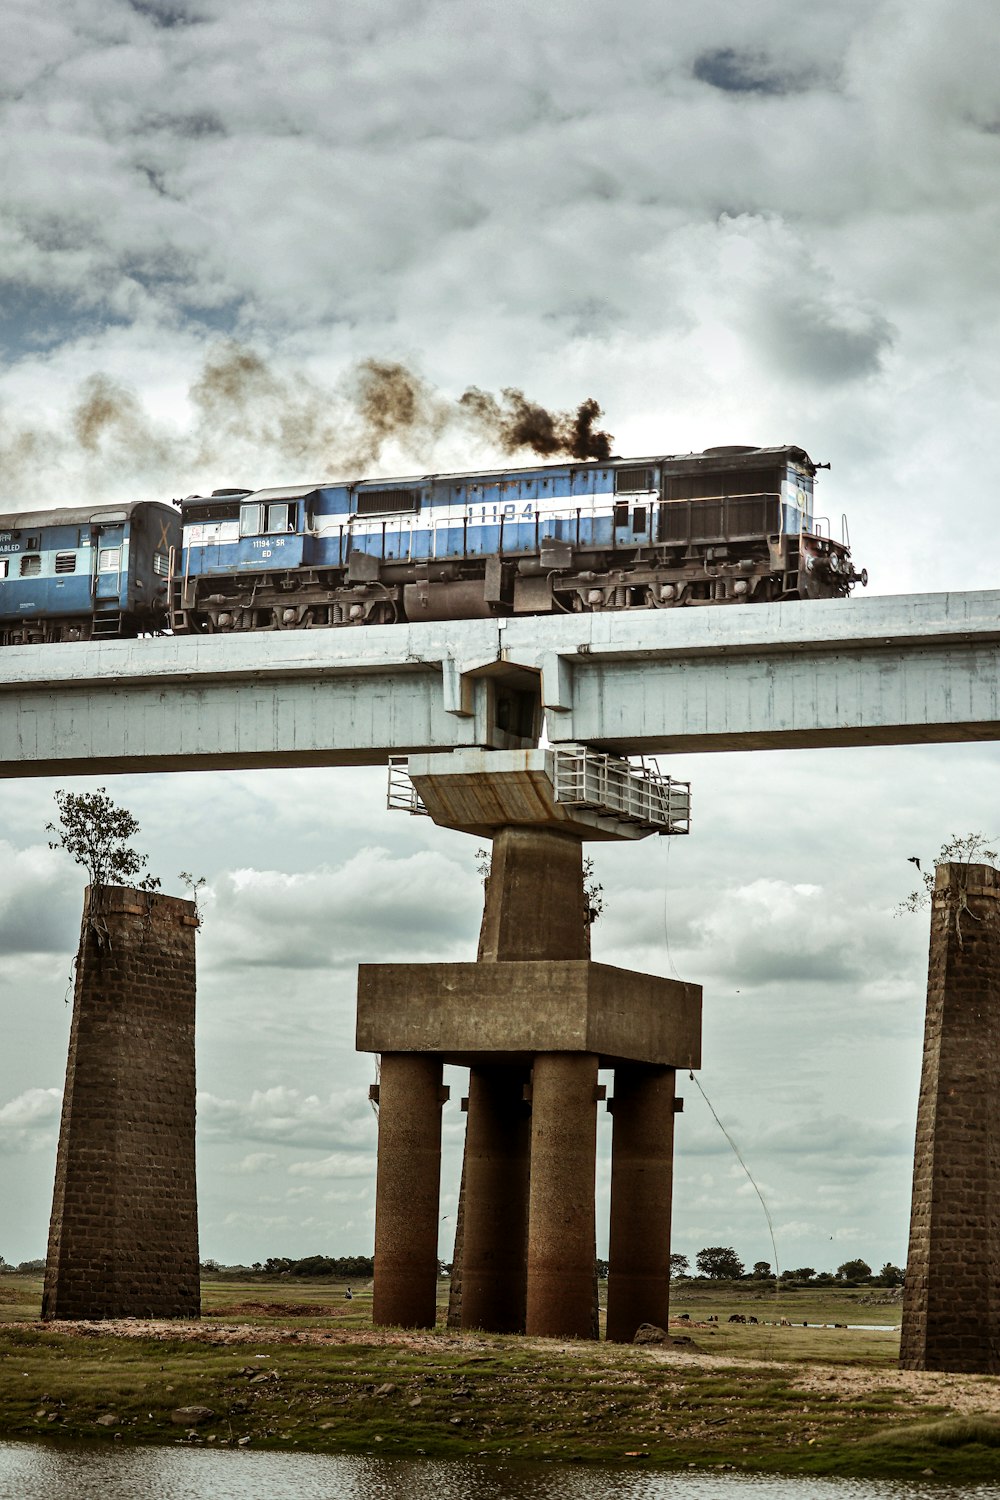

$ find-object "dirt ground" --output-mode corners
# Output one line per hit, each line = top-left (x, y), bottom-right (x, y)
(33, 1315), (1000, 1416)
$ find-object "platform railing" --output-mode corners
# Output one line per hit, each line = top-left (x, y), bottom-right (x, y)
(552, 746), (691, 834)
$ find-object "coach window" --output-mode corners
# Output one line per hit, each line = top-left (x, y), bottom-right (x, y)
(20, 554), (41, 576)
(0, 559), (8, 578)
(55, 551), (77, 574)
(153, 552), (170, 577)
(98, 547), (121, 573)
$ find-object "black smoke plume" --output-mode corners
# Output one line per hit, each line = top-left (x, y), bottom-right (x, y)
(0, 343), (614, 502)
(457, 387), (613, 461)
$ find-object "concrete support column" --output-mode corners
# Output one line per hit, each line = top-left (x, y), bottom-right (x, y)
(525, 1052), (599, 1338)
(478, 826), (589, 962)
(606, 1063), (676, 1342)
(900, 863), (1000, 1372)
(460, 1065), (532, 1333)
(373, 1053), (444, 1329)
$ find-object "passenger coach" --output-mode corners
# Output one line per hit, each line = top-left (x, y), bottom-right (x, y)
(0, 500), (180, 644)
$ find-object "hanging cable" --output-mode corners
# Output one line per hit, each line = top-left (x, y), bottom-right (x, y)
(660, 822), (781, 1296)
(688, 1068), (781, 1293)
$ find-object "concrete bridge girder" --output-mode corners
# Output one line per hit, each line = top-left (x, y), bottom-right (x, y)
(0, 588), (998, 774)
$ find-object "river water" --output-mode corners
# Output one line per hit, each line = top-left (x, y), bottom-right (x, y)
(1, 1444), (997, 1500)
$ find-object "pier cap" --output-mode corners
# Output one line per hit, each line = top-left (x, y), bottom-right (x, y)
(389, 745), (690, 842)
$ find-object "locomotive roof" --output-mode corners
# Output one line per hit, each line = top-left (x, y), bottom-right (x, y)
(428, 444), (815, 483)
(0, 499), (179, 532)
(179, 445), (816, 511)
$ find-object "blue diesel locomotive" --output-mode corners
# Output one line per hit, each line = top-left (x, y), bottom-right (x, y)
(0, 501), (181, 645)
(169, 444), (866, 634)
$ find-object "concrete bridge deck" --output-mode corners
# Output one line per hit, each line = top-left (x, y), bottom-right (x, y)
(0, 588), (997, 775)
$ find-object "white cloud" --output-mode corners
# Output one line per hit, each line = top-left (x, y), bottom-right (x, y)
(0, 1088), (62, 1152)
(201, 848), (481, 971)
(0, 844), (80, 954)
(287, 1153), (373, 1180)
(197, 1085), (376, 1151)
(228, 1152), (276, 1175)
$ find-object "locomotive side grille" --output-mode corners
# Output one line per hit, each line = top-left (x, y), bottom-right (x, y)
(666, 466), (781, 501)
(660, 494), (781, 544)
(183, 499), (242, 523)
(354, 490), (421, 516)
(615, 467), (656, 493)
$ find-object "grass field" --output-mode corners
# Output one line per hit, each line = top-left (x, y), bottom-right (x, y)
(1, 1275), (997, 1481)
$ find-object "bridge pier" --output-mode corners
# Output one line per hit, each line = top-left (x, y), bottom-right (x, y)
(461, 1064), (531, 1333)
(606, 1063), (677, 1343)
(900, 862), (1000, 1372)
(42, 887), (200, 1321)
(371, 1054), (446, 1329)
(525, 1051), (600, 1338)
(359, 747), (700, 1340)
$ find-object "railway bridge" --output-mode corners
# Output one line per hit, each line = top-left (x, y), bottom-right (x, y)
(19, 586), (1000, 1359)
(0, 587), (997, 775)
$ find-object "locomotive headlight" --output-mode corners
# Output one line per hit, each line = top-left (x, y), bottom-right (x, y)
(829, 552), (841, 573)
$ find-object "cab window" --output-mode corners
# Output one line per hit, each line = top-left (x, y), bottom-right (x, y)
(240, 503), (264, 537)
(266, 502), (293, 533)
(239, 501), (294, 537)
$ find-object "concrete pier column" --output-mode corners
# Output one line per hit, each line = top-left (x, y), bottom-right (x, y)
(900, 863), (1000, 1372)
(373, 1053), (445, 1329)
(525, 1052), (599, 1338)
(606, 1063), (676, 1343)
(42, 886), (200, 1321)
(478, 826), (589, 962)
(460, 1065), (532, 1332)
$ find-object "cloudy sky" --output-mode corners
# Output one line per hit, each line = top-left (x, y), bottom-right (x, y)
(2, 0), (999, 1278)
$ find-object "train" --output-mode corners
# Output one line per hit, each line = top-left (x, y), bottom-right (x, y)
(0, 500), (180, 645)
(0, 445), (866, 645)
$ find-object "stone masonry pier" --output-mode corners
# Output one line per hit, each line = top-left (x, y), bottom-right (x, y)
(900, 862), (1000, 1372)
(42, 886), (201, 1321)
(357, 748), (701, 1341)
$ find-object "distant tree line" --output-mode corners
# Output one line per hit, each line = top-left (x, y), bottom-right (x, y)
(666, 1249), (905, 1286)
(197, 1255), (375, 1278)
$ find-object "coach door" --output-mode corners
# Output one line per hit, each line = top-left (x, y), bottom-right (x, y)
(94, 522), (125, 603)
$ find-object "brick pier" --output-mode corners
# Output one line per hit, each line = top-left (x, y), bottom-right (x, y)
(42, 886), (201, 1321)
(900, 862), (1000, 1372)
